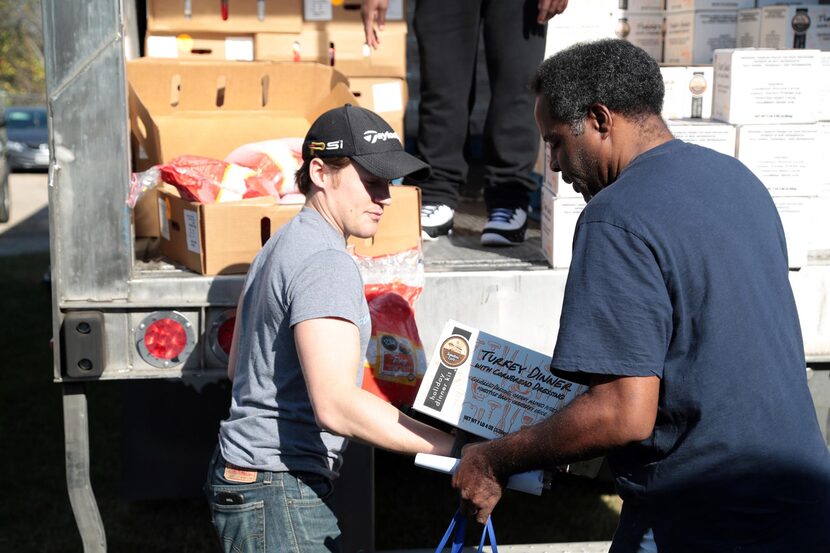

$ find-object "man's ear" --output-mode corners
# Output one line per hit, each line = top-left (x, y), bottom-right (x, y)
(587, 103), (613, 136)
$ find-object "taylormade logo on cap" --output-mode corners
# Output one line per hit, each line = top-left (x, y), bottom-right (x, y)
(363, 130), (400, 144)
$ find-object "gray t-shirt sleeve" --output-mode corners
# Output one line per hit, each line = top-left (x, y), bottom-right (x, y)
(288, 249), (366, 328)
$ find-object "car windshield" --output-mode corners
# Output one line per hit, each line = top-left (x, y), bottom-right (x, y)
(5, 109), (47, 130)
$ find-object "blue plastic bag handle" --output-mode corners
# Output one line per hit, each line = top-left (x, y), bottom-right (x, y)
(478, 517), (498, 553)
(434, 510), (467, 553)
(435, 510), (498, 553)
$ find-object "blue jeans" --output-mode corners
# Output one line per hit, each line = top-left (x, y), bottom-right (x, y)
(206, 447), (341, 553)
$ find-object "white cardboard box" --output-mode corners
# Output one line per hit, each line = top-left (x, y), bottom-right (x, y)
(806, 195), (830, 254)
(735, 124), (820, 196)
(612, 11), (666, 62)
(664, 11), (738, 65)
(759, 5), (830, 50)
(819, 123), (830, 195)
(736, 8), (762, 48)
(544, 4), (663, 61)
(413, 320), (587, 440)
(667, 119), (737, 156)
(821, 54), (830, 122)
(755, 0), (819, 6)
(772, 196), (809, 269)
(541, 189), (586, 268)
(666, 0), (752, 12)
(712, 49), (821, 125)
(661, 66), (714, 120)
(618, 0), (665, 11)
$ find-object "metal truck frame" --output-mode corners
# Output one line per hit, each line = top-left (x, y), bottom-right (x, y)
(42, 0), (830, 551)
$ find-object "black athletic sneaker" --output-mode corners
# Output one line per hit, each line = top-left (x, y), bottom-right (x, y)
(421, 203), (454, 239)
(480, 207), (528, 246)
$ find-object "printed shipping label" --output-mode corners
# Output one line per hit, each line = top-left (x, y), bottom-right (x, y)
(158, 197), (170, 240)
(183, 209), (201, 254)
(414, 320), (587, 440)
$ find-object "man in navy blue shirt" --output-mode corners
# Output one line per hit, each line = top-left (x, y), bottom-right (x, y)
(453, 39), (830, 552)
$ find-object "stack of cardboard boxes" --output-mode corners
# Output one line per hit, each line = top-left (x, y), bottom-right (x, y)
(132, 0), (419, 275)
(544, 0), (664, 61)
(144, 0), (408, 139)
(543, 0), (829, 271)
(737, 2), (830, 50)
(713, 48), (828, 268)
(663, 0), (745, 64)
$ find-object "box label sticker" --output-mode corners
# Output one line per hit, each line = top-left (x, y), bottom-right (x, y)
(158, 198), (170, 240)
(184, 209), (201, 254)
(225, 37), (254, 61)
(304, 0), (332, 21)
(372, 81), (403, 113)
(146, 35), (178, 58)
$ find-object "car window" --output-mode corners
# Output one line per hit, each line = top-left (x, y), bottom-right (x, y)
(5, 110), (47, 129)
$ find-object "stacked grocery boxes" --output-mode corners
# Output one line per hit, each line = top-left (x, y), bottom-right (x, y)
(143, 0), (408, 140)
(713, 48), (825, 268)
(545, 0), (665, 62)
(737, 2), (830, 50)
(664, 0), (746, 64)
(144, 0), (305, 61)
(255, 0), (408, 139)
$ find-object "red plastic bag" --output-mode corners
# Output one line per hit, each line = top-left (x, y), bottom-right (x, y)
(158, 155), (258, 204)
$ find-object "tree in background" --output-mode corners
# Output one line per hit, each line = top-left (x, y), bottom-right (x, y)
(0, 0), (45, 106)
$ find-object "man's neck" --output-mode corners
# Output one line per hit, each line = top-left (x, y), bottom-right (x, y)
(615, 115), (674, 176)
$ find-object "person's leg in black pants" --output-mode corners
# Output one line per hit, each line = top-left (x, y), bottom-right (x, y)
(410, 0), (482, 236)
(481, 0), (546, 213)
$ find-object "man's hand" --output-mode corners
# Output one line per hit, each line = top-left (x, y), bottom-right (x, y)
(452, 442), (506, 525)
(362, 0), (389, 49)
(537, 0), (569, 23)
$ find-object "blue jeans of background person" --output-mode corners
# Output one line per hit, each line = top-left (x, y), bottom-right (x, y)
(206, 447), (341, 553)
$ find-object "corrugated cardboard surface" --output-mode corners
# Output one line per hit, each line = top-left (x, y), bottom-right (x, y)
(145, 33), (255, 61)
(255, 23), (407, 78)
(349, 77), (407, 141)
(159, 185), (421, 274)
(147, 0), (303, 34)
(128, 59), (354, 237)
(128, 59), (354, 168)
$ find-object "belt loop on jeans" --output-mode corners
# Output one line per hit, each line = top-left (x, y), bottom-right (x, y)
(263, 470), (272, 484)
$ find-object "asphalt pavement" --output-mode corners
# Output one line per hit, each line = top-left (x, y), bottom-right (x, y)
(0, 171), (50, 256)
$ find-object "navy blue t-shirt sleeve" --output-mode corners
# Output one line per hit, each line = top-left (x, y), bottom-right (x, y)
(551, 220), (672, 378)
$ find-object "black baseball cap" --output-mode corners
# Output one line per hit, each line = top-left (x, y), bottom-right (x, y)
(303, 104), (430, 181)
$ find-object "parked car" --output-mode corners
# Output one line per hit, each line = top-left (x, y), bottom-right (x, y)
(0, 116), (10, 223)
(4, 106), (49, 171)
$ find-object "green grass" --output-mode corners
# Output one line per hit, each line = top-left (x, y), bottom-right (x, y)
(0, 253), (620, 551)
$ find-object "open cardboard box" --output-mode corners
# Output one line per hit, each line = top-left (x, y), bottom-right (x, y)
(159, 185), (422, 275)
(128, 58), (353, 237)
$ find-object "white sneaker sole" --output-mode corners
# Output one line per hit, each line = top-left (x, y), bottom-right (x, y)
(480, 230), (526, 247)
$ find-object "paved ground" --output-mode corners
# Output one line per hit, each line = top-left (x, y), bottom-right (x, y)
(0, 171), (50, 256)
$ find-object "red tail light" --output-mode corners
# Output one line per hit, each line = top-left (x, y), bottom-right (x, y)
(209, 309), (237, 364)
(135, 311), (195, 368)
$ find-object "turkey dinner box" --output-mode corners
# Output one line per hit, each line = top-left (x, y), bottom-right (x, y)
(413, 320), (587, 440)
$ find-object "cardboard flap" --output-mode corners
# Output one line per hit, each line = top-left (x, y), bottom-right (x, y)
(127, 59), (357, 165)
